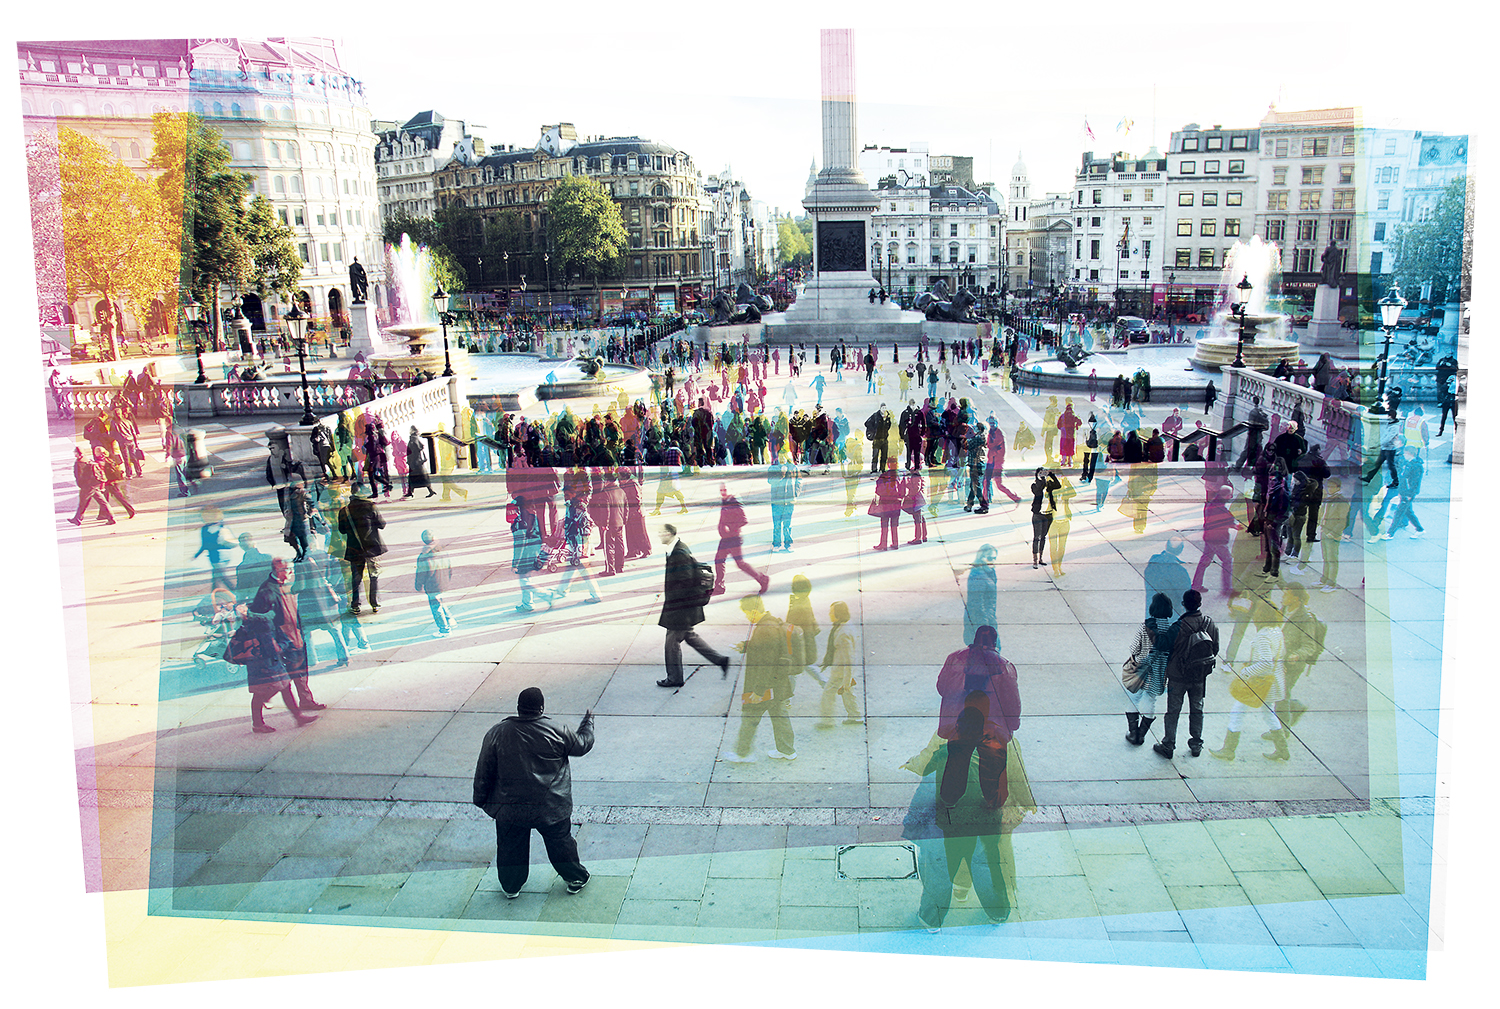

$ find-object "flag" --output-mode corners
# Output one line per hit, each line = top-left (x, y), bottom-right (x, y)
(1117, 115), (1134, 136)
(1084, 117), (1096, 140)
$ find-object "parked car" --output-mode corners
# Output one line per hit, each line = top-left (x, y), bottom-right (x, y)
(1114, 316), (1150, 344)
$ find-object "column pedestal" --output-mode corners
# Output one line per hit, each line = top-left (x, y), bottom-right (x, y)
(348, 301), (385, 358)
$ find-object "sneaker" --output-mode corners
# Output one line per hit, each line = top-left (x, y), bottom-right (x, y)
(914, 911), (941, 933)
(1381, 532), (1395, 540)
(1409, 529), (1425, 539)
(1319, 584), (1338, 593)
(719, 750), (756, 763)
(501, 888), (521, 899)
(566, 877), (589, 895)
(766, 749), (798, 760)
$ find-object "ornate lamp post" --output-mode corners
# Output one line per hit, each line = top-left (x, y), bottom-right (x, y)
(543, 251), (552, 316)
(1230, 274), (1253, 369)
(433, 284), (455, 377)
(286, 304), (316, 426)
(1376, 282), (1407, 414)
(183, 292), (207, 384)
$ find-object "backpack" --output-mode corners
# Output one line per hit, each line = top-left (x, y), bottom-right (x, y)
(1182, 621), (1218, 676)
(1086, 428), (1098, 449)
(692, 560), (715, 607)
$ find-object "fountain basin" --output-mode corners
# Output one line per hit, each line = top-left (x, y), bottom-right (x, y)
(464, 354), (652, 412)
(1190, 314), (1301, 371)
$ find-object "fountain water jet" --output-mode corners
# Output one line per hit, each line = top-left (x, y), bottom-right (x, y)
(1189, 236), (1303, 371)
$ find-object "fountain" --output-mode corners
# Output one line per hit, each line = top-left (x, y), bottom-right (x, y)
(367, 235), (474, 378)
(1189, 236), (1303, 370)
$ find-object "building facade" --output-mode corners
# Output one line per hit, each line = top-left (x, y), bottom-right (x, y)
(871, 182), (1002, 300)
(432, 123), (715, 316)
(20, 36), (383, 337)
(374, 110), (482, 224)
(1070, 149), (1167, 313)
(1163, 123), (1261, 318)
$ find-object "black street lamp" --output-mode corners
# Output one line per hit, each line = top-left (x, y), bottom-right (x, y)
(1230, 274), (1253, 369)
(286, 304), (316, 426)
(183, 293), (207, 383)
(1376, 282), (1407, 415)
(433, 284), (454, 377)
(543, 251), (552, 315)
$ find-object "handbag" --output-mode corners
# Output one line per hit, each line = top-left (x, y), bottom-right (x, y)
(1229, 672), (1275, 705)
(1121, 654), (1145, 692)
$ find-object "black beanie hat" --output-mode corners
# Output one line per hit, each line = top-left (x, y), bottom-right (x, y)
(518, 687), (545, 715)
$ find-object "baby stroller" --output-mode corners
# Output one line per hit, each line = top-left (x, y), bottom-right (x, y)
(192, 588), (243, 669)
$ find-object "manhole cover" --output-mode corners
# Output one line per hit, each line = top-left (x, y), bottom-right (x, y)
(834, 842), (918, 880)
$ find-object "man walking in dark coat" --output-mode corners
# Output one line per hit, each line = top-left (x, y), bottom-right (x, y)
(472, 687), (594, 898)
(1152, 589), (1219, 758)
(658, 524), (731, 687)
(337, 490), (387, 613)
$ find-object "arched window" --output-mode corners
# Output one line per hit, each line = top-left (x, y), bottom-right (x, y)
(290, 176), (302, 194)
(120, 102), (133, 116)
(21, 99), (32, 116)
(71, 100), (85, 115)
(270, 141), (280, 160)
(212, 102), (224, 117)
(285, 141), (298, 160)
(231, 103), (242, 117)
(265, 106), (275, 118)
(273, 176), (286, 193)
(50, 100), (64, 116)
(193, 100), (205, 116)
(129, 141), (140, 159)
(110, 141), (122, 158)
(101, 102), (114, 116)
(280, 106), (292, 120)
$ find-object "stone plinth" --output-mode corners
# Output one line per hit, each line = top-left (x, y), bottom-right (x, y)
(348, 301), (385, 357)
(1305, 284), (1349, 350)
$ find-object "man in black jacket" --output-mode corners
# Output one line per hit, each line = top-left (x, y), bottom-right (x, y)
(473, 687), (594, 898)
(658, 524), (731, 687)
(1153, 589), (1219, 759)
(337, 490), (386, 613)
(866, 404), (892, 473)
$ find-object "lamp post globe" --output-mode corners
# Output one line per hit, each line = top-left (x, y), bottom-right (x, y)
(183, 293), (207, 384)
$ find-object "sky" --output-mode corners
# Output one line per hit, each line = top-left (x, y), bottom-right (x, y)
(2, 1), (1496, 1006)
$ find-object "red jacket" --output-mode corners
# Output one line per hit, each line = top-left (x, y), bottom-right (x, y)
(936, 643), (1021, 744)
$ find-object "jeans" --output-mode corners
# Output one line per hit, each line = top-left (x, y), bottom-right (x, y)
(770, 503), (793, 548)
(493, 817), (588, 894)
(1030, 513), (1052, 555)
(427, 592), (451, 633)
(1160, 678), (1207, 750)
(732, 696), (795, 756)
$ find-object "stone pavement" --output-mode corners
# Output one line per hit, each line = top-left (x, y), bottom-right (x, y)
(52, 344), (1453, 982)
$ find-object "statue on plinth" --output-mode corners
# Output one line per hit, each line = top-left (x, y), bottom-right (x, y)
(915, 280), (978, 322)
(1319, 239), (1341, 290)
(349, 258), (369, 303)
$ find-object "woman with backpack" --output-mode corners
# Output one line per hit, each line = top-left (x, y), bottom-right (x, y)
(1121, 593), (1178, 746)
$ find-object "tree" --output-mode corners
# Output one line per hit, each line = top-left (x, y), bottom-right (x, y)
(381, 208), (440, 249)
(1388, 176), (1466, 303)
(777, 214), (811, 267)
(241, 195), (302, 300)
(57, 126), (178, 360)
(546, 176), (627, 298)
(25, 130), (67, 324)
(150, 113), (247, 315)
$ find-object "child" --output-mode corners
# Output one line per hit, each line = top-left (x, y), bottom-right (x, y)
(817, 601), (861, 727)
(785, 574), (821, 684)
(414, 530), (454, 635)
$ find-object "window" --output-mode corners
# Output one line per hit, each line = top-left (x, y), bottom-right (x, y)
(907, 246), (917, 264)
(1228, 159), (1244, 174)
(298, 242), (309, 264)
(1267, 191), (1288, 211)
(1373, 222), (1386, 241)
(1341, 135), (1356, 155)
(1200, 220), (1217, 236)
(1091, 216), (1101, 228)
(968, 246), (977, 263)
(1338, 164), (1354, 185)
(1301, 166), (1324, 185)
(1076, 217), (1083, 228)
(1178, 192), (1194, 206)
(1181, 161), (1196, 174)
(319, 242), (330, 261)
(1332, 190), (1356, 210)
(1175, 248), (1191, 267)
(1201, 192), (1218, 206)
(1090, 240), (1100, 259)
(1272, 167), (1288, 185)
(1204, 160), (1220, 174)
(294, 208), (305, 226)
(1199, 248), (1217, 268)
(1385, 137), (1398, 155)
(315, 210), (325, 226)
(1143, 188), (1154, 201)
(968, 223), (977, 237)
(931, 223), (941, 238)
(277, 209), (288, 225)
(1225, 219), (1241, 236)
(1332, 219), (1352, 242)
(1122, 189), (1132, 201)
(1265, 220), (1287, 242)
(273, 176), (285, 193)
(1274, 139), (1288, 157)
(931, 248), (942, 265)
(1143, 217), (1153, 227)
(332, 242), (342, 261)
(1206, 136), (1223, 151)
(1177, 219), (1193, 236)
(1299, 190), (1322, 211)
(1370, 251), (1383, 273)
(1378, 191), (1391, 211)
(1092, 189), (1102, 204)
(1297, 219), (1317, 242)
(629, 181), (638, 196)
(1183, 137), (1199, 151)
(949, 223), (959, 237)
(1076, 240), (1082, 258)
(1302, 137), (1329, 157)
(1231, 135), (1248, 150)
(948, 245), (959, 264)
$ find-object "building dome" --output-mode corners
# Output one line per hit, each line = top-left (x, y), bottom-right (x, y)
(1011, 151), (1027, 179)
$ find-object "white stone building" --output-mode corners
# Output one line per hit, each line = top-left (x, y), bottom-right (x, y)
(374, 110), (482, 224)
(1163, 123), (1261, 317)
(1070, 149), (1167, 313)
